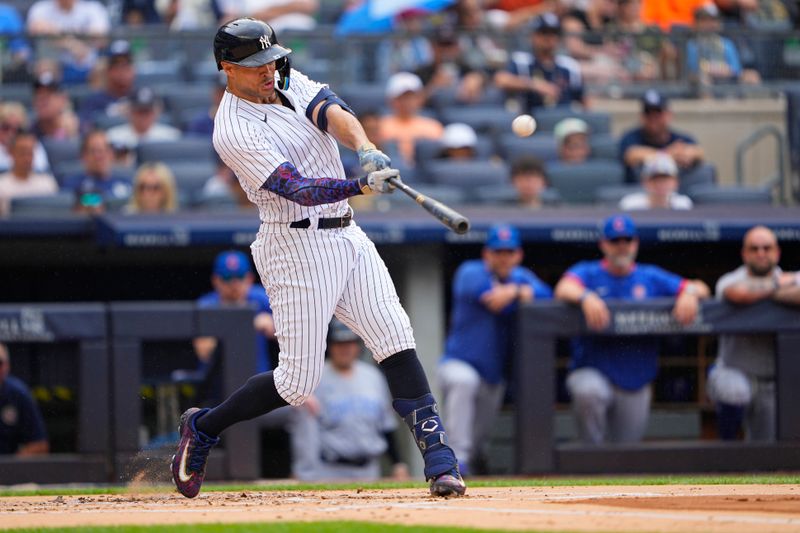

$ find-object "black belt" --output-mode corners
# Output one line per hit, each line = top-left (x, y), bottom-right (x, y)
(289, 211), (352, 229)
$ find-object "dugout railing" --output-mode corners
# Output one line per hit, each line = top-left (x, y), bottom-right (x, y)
(516, 299), (800, 474)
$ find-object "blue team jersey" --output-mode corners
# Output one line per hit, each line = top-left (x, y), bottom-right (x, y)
(442, 260), (553, 384)
(0, 376), (47, 454)
(197, 286), (273, 373)
(566, 260), (686, 391)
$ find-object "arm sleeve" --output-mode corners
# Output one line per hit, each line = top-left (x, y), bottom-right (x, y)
(261, 162), (363, 206)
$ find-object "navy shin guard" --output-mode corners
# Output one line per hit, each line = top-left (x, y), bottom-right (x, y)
(393, 393), (457, 480)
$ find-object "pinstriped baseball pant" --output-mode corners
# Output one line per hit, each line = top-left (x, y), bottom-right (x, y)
(252, 222), (416, 406)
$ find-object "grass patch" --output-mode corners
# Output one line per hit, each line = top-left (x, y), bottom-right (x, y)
(1, 473), (798, 498)
(5, 523), (581, 533)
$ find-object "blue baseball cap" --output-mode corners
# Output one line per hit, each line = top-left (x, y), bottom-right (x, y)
(486, 224), (521, 250)
(602, 214), (638, 240)
(213, 250), (251, 280)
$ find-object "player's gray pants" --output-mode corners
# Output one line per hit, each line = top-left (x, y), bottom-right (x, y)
(566, 367), (651, 444)
(437, 359), (505, 467)
(253, 222), (416, 406)
(707, 363), (776, 441)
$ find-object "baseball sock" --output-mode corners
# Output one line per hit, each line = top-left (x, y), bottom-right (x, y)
(195, 371), (287, 438)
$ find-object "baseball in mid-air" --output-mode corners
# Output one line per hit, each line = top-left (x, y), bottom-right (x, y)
(512, 114), (537, 137)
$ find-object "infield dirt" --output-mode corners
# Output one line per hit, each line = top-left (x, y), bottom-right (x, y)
(2, 484), (800, 532)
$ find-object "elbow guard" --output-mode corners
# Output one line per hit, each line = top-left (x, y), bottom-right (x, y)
(306, 88), (354, 132)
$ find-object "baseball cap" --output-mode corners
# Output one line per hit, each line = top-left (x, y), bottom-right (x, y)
(107, 40), (132, 61)
(213, 250), (251, 280)
(554, 117), (589, 146)
(694, 3), (720, 19)
(602, 214), (638, 240)
(486, 224), (521, 250)
(442, 123), (477, 150)
(328, 317), (360, 343)
(131, 87), (159, 110)
(531, 13), (561, 34)
(386, 72), (423, 99)
(641, 152), (678, 179)
(33, 72), (61, 91)
(641, 89), (668, 113)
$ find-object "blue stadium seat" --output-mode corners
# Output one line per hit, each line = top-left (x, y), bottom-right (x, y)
(688, 185), (772, 205)
(334, 84), (388, 116)
(427, 85), (505, 112)
(438, 106), (518, 135)
(679, 163), (717, 194)
(546, 160), (625, 204)
(137, 139), (215, 165)
(473, 184), (562, 206)
(532, 109), (611, 135)
(589, 134), (619, 160)
(0, 83), (32, 108)
(594, 184), (645, 206)
(42, 139), (81, 182)
(423, 160), (509, 191)
(10, 192), (74, 217)
(497, 132), (558, 162)
(165, 161), (216, 204)
(413, 135), (495, 171)
(375, 183), (467, 210)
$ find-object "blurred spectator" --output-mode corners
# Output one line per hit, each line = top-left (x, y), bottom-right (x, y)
(641, 0), (712, 32)
(79, 40), (137, 131)
(554, 214), (710, 444)
(107, 87), (181, 151)
(63, 130), (132, 213)
(120, 0), (162, 24)
(219, 0), (319, 33)
(375, 8), (433, 78)
(0, 131), (59, 217)
(438, 224), (552, 475)
(185, 72), (227, 137)
(716, 0), (798, 27)
(494, 13), (585, 112)
(619, 152), (693, 210)
(0, 103), (51, 174)
(123, 162), (178, 214)
(483, 0), (558, 29)
(414, 25), (487, 105)
(289, 318), (409, 482)
(439, 123), (478, 160)
(159, 0), (224, 30)
(190, 250), (275, 403)
(554, 117), (590, 164)
(510, 155), (549, 208)
(619, 90), (704, 183)
(707, 226), (800, 442)
(378, 72), (444, 167)
(0, 3), (31, 82)
(31, 73), (80, 142)
(0, 343), (49, 456)
(201, 153), (253, 210)
(450, 0), (508, 73)
(609, 0), (674, 81)
(26, 0), (111, 85)
(686, 4), (761, 86)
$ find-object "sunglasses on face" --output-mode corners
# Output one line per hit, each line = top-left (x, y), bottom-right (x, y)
(0, 123), (19, 132)
(746, 244), (775, 252)
(609, 237), (634, 244)
(137, 182), (163, 192)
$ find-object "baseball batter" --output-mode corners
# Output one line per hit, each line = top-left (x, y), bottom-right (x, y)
(171, 18), (464, 498)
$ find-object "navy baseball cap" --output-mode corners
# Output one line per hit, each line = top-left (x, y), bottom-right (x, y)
(531, 13), (561, 34)
(213, 250), (251, 279)
(602, 214), (638, 240)
(641, 89), (668, 112)
(486, 224), (521, 250)
(328, 318), (360, 343)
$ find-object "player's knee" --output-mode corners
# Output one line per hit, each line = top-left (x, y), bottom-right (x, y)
(274, 365), (323, 406)
(567, 367), (612, 406)
(707, 365), (752, 406)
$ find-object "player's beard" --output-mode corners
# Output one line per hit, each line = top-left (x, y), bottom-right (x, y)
(609, 251), (636, 271)
(747, 261), (775, 277)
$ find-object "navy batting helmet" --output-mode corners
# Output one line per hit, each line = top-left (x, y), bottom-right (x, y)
(213, 18), (292, 88)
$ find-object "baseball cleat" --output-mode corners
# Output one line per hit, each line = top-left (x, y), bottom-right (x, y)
(429, 466), (466, 497)
(171, 407), (219, 498)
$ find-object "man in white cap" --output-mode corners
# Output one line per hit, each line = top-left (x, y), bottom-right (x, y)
(619, 152), (693, 210)
(439, 123), (478, 160)
(554, 117), (590, 164)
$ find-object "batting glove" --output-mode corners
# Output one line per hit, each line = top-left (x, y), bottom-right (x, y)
(357, 142), (391, 173)
(366, 168), (400, 194)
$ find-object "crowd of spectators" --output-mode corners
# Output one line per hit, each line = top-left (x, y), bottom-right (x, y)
(0, 0), (796, 216)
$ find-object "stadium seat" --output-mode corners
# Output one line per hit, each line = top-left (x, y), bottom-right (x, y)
(42, 139), (81, 182)
(473, 184), (562, 206)
(375, 183), (467, 210)
(546, 160), (625, 204)
(438, 106), (518, 136)
(679, 163), (717, 194)
(0, 83), (33, 108)
(423, 160), (509, 191)
(193, 193), (240, 212)
(427, 85), (505, 112)
(497, 132), (558, 162)
(589, 134), (619, 161)
(10, 192), (74, 217)
(594, 184), (645, 206)
(334, 84), (388, 116)
(166, 161), (216, 204)
(688, 185), (772, 205)
(137, 139), (215, 165)
(531, 109), (611, 135)
(413, 135), (494, 171)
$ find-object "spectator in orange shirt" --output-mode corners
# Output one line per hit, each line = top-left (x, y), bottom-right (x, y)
(641, 0), (712, 31)
(378, 72), (444, 167)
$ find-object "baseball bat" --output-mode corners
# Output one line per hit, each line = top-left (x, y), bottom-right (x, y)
(387, 176), (470, 234)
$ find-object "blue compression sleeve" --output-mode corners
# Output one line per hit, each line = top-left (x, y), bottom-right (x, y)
(261, 161), (367, 206)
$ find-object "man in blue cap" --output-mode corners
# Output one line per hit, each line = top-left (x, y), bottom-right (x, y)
(193, 251), (275, 402)
(618, 89), (705, 183)
(494, 13), (585, 111)
(554, 215), (709, 444)
(438, 224), (552, 474)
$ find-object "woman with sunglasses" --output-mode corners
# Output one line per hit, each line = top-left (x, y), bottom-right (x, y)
(124, 162), (178, 214)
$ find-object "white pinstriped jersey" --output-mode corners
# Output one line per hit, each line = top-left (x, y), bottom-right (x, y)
(212, 69), (350, 224)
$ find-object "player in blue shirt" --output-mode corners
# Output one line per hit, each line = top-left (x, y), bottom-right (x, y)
(438, 224), (552, 474)
(0, 344), (48, 456)
(494, 13), (585, 111)
(554, 215), (709, 444)
(194, 251), (275, 403)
